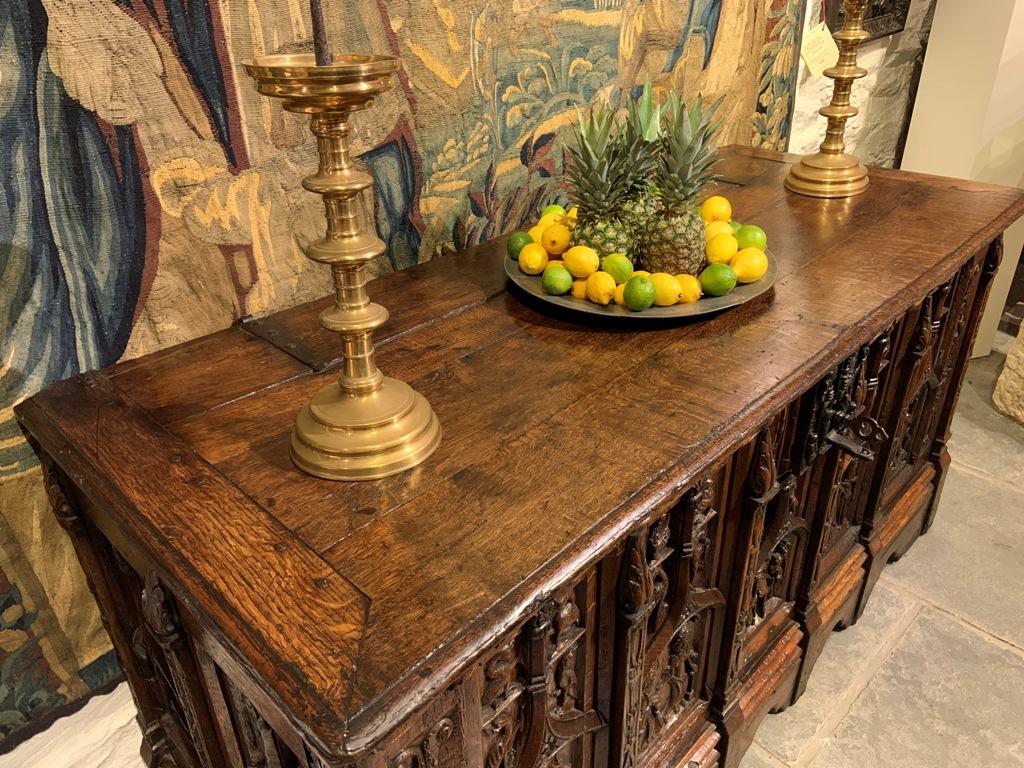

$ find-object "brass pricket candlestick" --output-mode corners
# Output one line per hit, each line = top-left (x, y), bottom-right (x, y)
(785, 0), (870, 198)
(243, 54), (441, 480)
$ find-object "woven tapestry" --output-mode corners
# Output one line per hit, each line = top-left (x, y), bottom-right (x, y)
(0, 0), (803, 749)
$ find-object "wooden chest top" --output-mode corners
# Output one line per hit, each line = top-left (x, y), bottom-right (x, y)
(17, 147), (1024, 755)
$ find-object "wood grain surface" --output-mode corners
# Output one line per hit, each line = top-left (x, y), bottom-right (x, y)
(17, 147), (1024, 758)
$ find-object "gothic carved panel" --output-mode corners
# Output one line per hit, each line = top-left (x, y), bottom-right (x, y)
(615, 479), (726, 767)
(728, 416), (809, 684)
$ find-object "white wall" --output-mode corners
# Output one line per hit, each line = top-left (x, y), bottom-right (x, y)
(902, 0), (1024, 356)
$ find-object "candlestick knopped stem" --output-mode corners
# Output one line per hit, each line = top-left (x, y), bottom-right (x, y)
(243, 53), (440, 480)
(785, 0), (870, 198)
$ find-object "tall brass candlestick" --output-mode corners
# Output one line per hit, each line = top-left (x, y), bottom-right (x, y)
(785, 0), (870, 198)
(244, 54), (441, 480)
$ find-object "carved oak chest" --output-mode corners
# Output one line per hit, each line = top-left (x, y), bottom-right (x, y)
(17, 148), (1024, 768)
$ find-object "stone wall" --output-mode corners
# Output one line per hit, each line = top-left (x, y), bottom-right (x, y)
(789, 0), (936, 168)
(995, 332), (1024, 424)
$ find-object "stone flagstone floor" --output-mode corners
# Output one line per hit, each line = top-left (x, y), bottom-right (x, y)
(2, 349), (1022, 768)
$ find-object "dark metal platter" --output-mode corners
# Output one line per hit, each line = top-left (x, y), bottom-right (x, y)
(504, 251), (778, 321)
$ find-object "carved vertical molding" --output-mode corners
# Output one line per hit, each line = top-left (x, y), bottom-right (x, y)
(37, 449), (180, 767)
(480, 638), (525, 768)
(617, 527), (656, 768)
(142, 572), (215, 768)
(729, 425), (780, 681)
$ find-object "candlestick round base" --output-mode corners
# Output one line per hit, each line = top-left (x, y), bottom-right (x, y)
(785, 152), (869, 199)
(291, 377), (441, 481)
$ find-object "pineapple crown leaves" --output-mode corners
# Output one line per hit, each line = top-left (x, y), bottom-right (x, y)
(620, 80), (664, 199)
(564, 102), (635, 222)
(655, 94), (725, 215)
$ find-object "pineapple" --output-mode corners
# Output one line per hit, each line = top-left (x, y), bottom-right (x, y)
(620, 82), (664, 249)
(644, 95), (723, 276)
(565, 103), (643, 259)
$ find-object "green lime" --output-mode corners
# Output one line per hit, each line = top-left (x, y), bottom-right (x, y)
(700, 263), (737, 297)
(601, 253), (634, 285)
(730, 220), (743, 234)
(541, 204), (567, 218)
(542, 264), (573, 295)
(622, 276), (656, 311)
(735, 224), (767, 251)
(507, 231), (534, 260)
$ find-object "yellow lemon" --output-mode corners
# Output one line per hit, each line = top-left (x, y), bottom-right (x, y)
(586, 271), (617, 305)
(528, 224), (546, 244)
(731, 248), (769, 283)
(707, 233), (739, 264)
(614, 283), (627, 306)
(518, 243), (549, 275)
(650, 272), (682, 306)
(536, 213), (561, 230)
(571, 279), (588, 300)
(700, 195), (732, 223)
(675, 274), (703, 303)
(563, 245), (600, 278)
(548, 259), (564, 269)
(541, 223), (572, 255)
(705, 220), (734, 241)
(632, 270), (651, 278)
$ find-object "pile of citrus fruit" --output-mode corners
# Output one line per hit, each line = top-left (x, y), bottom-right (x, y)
(506, 196), (770, 312)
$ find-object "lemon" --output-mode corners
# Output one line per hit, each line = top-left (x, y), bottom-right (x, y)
(541, 223), (572, 255)
(519, 243), (548, 275)
(700, 195), (732, 223)
(731, 248), (768, 283)
(632, 270), (651, 278)
(614, 283), (626, 306)
(602, 253), (634, 284)
(571, 279), (588, 300)
(528, 224), (546, 244)
(676, 274), (703, 303)
(586, 271), (617, 305)
(548, 259), (564, 269)
(536, 213), (561, 230)
(705, 220), (734, 241)
(707, 233), (739, 264)
(650, 272), (682, 306)
(563, 245), (600, 278)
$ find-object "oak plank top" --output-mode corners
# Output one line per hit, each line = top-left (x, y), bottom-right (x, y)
(16, 147), (1024, 757)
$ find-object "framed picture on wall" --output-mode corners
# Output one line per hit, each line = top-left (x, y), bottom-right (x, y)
(826, 0), (911, 41)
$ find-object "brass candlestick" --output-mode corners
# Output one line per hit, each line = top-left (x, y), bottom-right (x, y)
(785, 0), (870, 198)
(244, 54), (441, 480)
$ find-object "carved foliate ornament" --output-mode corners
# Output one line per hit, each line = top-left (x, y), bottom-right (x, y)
(390, 717), (455, 768)
(481, 638), (526, 768)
